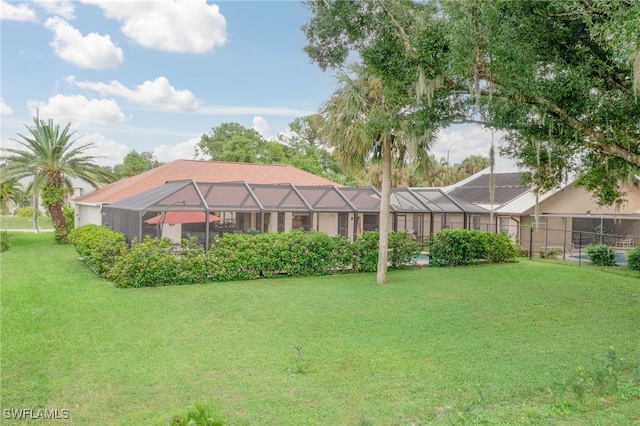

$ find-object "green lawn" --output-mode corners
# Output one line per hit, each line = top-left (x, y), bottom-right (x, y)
(0, 215), (54, 230)
(1, 233), (639, 425)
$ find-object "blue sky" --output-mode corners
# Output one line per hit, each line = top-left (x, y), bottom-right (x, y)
(1, 0), (500, 168)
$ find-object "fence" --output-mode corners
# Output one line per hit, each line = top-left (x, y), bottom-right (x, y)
(412, 220), (636, 264)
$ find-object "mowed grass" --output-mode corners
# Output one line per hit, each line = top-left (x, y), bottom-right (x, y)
(0, 216), (54, 230)
(1, 233), (639, 425)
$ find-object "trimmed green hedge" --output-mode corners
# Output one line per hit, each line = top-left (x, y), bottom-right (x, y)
(428, 229), (518, 267)
(69, 224), (128, 277)
(71, 225), (423, 287)
(109, 236), (210, 288)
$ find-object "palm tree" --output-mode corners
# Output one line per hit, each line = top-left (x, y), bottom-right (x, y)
(0, 179), (24, 214)
(321, 64), (434, 283)
(1, 116), (113, 242)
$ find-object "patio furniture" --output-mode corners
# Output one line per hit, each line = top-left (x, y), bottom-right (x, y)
(615, 235), (634, 249)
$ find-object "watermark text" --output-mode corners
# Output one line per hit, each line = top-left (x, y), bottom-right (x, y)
(3, 408), (70, 420)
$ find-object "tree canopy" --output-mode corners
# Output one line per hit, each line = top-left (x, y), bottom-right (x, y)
(113, 150), (162, 179)
(303, 0), (640, 205)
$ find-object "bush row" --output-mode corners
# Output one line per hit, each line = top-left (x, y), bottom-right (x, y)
(70, 226), (422, 288)
(69, 224), (128, 276)
(428, 228), (519, 267)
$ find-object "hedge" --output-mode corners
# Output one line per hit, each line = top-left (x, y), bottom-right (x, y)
(71, 225), (423, 287)
(428, 228), (518, 267)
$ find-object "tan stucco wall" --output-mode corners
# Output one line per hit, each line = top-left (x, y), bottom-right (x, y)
(316, 212), (338, 235)
(529, 184), (640, 215)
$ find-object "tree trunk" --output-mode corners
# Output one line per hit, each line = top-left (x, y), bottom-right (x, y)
(377, 137), (392, 284)
(49, 202), (68, 243)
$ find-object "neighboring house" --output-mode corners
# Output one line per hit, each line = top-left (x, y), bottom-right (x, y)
(72, 159), (341, 228)
(444, 168), (640, 253)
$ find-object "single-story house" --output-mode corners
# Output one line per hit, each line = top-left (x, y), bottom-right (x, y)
(444, 169), (640, 255)
(72, 159), (341, 228)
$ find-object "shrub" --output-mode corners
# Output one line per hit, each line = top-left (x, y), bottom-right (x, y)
(627, 246), (640, 271)
(207, 229), (339, 280)
(0, 231), (9, 252)
(330, 234), (353, 271)
(388, 230), (421, 268)
(69, 224), (128, 277)
(15, 207), (36, 217)
(109, 236), (210, 288)
(586, 244), (616, 266)
(352, 231), (380, 272)
(429, 229), (518, 267)
(165, 402), (224, 426)
(539, 247), (562, 259)
(484, 232), (518, 263)
(429, 229), (480, 267)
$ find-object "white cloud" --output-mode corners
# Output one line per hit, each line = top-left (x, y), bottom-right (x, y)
(82, 132), (130, 166)
(153, 137), (203, 163)
(67, 75), (201, 112)
(33, 0), (75, 19)
(1, 98), (14, 115)
(0, 1), (37, 22)
(432, 126), (503, 163)
(81, 0), (226, 53)
(27, 94), (128, 125)
(433, 125), (519, 172)
(252, 116), (270, 136)
(44, 17), (123, 69)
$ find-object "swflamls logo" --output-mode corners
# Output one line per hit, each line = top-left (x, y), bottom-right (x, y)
(3, 408), (70, 420)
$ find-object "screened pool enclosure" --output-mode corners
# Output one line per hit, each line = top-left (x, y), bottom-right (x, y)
(102, 180), (488, 250)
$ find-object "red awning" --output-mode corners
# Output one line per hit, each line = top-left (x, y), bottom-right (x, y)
(144, 211), (222, 225)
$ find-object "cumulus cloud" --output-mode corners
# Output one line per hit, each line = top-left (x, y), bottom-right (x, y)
(433, 125), (518, 172)
(45, 17), (123, 69)
(432, 126), (504, 164)
(153, 137), (203, 163)
(82, 132), (130, 166)
(33, 0), (75, 19)
(81, 0), (226, 53)
(0, 1), (37, 22)
(27, 94), (128, 126)
(67, 75), (201, 112)
(252, 116), (270, 136)
(1, 98), (14, 115)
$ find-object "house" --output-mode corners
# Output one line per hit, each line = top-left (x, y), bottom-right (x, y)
(444, 168), (640, 254)
(72, 159), (341, 228)
(75, 159), (480, 247)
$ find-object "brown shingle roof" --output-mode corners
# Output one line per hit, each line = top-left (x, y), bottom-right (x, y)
(73, 159), (341, 204)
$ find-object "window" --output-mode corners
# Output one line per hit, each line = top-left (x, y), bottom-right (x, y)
(363, 214), (379, 231)
(277, 212), (285, 232)
(412, 214), (421, 236)
(292, 213), (310, 231)
(262, 212), (270, 233)
(338, 213), (349, 237)
(441, 214), (451, 230)
(472, 215), (481, 230)
(499, 216), (510, 234)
